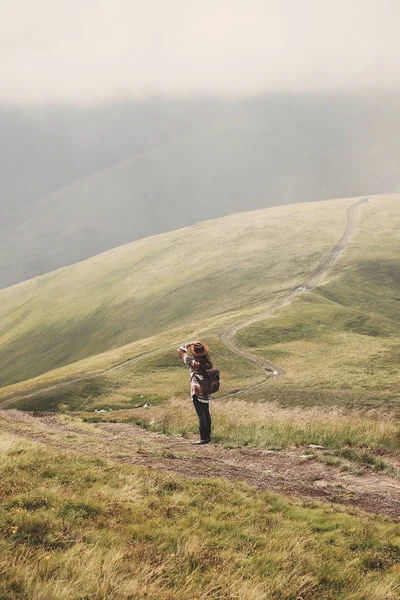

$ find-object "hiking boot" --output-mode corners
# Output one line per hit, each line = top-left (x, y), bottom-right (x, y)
(191, 439), (210, 445)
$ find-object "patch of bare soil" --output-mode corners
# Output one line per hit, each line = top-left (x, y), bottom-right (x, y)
(2, 409), (400, 521)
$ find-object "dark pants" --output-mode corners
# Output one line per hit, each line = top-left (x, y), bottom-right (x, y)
(192, 395), (211, 441)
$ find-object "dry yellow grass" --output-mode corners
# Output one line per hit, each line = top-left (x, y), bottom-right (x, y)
(112, 398), (400, 453)
(2, 430), (400, 599)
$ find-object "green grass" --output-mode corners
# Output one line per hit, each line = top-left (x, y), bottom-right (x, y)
(3, 432), (400, 599)
(235, 291), (400, 403)
(0, 197), (356, 386)
(2, 196), (400, 597)
(113, 398), (400, 456)
(0, 331), (264, 413)
(237, 295), (398, 348)
(9, 378), (112, 413)
(0, 194), (399, 425)
(233, 196), (400, 405)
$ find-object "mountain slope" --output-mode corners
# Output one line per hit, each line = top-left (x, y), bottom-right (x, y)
(2, 93), (400, 288)
(235, 194), (400, 404)
(0, 99), (221, 218)
(1, 195), (400, 600)
(0, 197), (361, 387)
(0, 193), (399, 422)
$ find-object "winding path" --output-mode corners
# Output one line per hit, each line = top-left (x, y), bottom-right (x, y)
(0, 198), (367, 408)
(220, 197), (368, 389)
(4, 197), (400, 521)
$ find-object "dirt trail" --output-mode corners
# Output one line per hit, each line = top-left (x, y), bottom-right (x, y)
(2, 408), (400, 520)
(3, 196), (392, 520)
(0, 350), (160, 408)
(220, 197), (368, 380)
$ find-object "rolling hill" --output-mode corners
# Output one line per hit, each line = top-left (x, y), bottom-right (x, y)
(0, 193), (399, 416)
(2, 93), (400, 288)
(0, 196), (356, 388)
(1, 194), (400, 599)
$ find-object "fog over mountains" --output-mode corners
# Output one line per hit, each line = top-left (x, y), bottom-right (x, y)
(1, 92), (400, 289)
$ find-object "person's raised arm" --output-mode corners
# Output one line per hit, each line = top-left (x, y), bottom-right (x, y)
(177, 342), (190, 360)
(177, 342), (198, 366)
(177, 342), (193, 360)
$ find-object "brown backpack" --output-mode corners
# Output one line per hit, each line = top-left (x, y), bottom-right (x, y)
(203, 367), (220, 394)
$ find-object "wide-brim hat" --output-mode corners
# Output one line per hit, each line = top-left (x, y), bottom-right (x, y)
(188, 341), (209, 357)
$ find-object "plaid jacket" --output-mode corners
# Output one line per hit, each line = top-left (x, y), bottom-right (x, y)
(177, 345), (211, 403)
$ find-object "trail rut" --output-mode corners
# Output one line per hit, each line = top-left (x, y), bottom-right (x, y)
(2, 408), (400, 520)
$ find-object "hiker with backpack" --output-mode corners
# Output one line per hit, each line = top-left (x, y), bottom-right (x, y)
(177, 341), (220, 445)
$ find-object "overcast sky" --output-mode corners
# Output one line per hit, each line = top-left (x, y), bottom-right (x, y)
(2, 0), (400, 105)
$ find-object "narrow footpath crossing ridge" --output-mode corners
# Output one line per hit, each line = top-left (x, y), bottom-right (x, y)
(0, 198), (367, 407)
(220, 197), (368, 391)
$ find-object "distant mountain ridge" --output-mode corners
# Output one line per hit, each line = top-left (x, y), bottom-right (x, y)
(1, 93), (400, 288)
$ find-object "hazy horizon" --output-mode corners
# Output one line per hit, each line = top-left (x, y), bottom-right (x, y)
(2, 0), (400, 105)
(2, 1), (400, 288)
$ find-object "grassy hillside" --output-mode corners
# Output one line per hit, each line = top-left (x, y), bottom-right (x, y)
(0, 195), (399, 421)
(234, 194), (400, 406)
(0, 197), (355, 387)
(1, 195), (400, 599)
(2, 427), (400, 599)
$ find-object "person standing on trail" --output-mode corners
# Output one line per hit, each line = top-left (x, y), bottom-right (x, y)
(177, 341), (219, 445)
